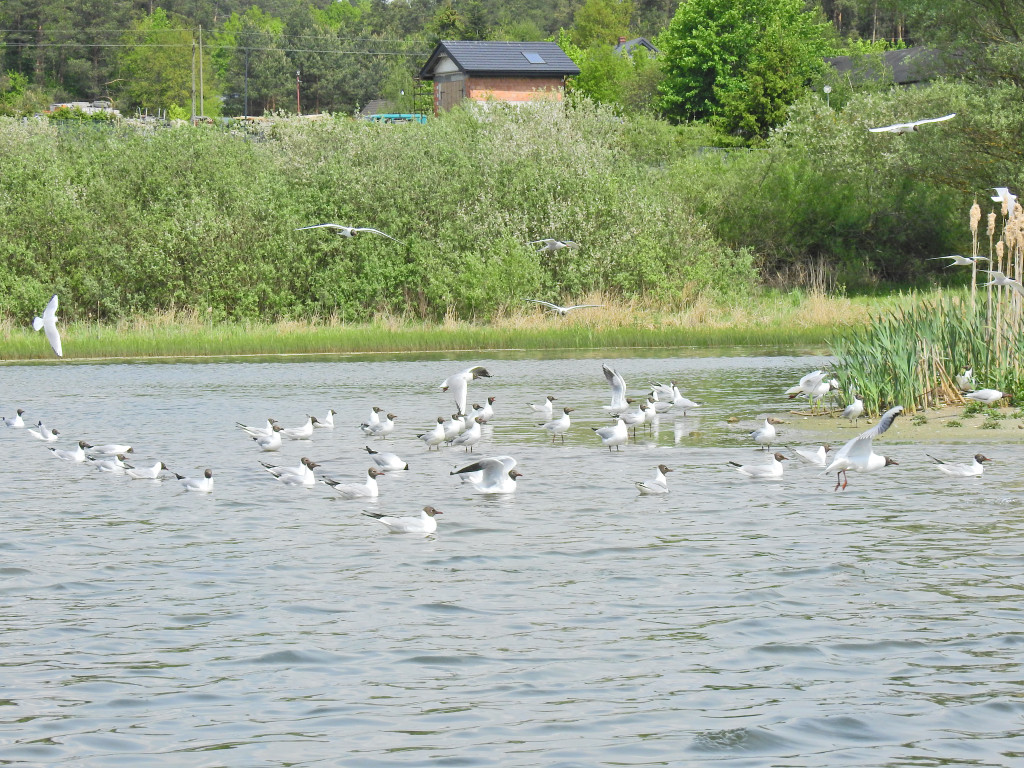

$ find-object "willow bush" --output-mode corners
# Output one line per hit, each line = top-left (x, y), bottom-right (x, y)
(0, 102), (755, 323)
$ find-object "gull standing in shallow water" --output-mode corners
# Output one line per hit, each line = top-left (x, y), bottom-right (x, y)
(928, 453), (991, 477)
(636, 464), (672, 494)
(602, 364), (628, 412)
(593, 418), (628, 451)
(451, 456), (521, 494)
(363, 506), (442, 534)
(295, 223), (403, 243)
(32, 293), (62, 357)
(419, 417), (446, 450)
(749, 418), (782, 451)
(842, 395), (865, 425)
(824, 406), (903, 490)
(528, 395), (557, 419)
(729, 453), (789, 479)
(540, 407), (574, 443)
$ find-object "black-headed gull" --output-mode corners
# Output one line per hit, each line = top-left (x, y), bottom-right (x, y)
(528, 238), (579, 252)
(525, 299), (602, 316)
(792, 444), (831, 467)
(749, 418), (783, 450)
(175, 469), (214, 492)
(593, 418), (628, 451)
(32, 293), (62, 357)
(253, 425), (284, 451)
(363, 413), (396, 439)
(785, 370), (827, 398)
(619, 402), (648, 436)
(928, 254), (988, 267)
(471, 396), (496, 423)
(295, 223), (403, 243)
(90, 453), (131, 473)
(125, 461), (171, 480)
(439, 366), (491, 415)
(28, 422), (59, 441)
(528, 395), (557, 419)
(324, 468), (384, 498)
(928, 453), (991, 477)
(980, 270), (1024, 296)
(49, 440), (92, 462)
(868, 113), (955, 133)
(360, 406), (385, 434)
(90, 443), (133, 456)
(363, 506), (442, 534)
(824, 406), (902, 490)
(992, 187), (1018, 216)
(636, 464), (671, 494)
(653, 382), (701, 415)
(451, 455), (521, 493)
(540, 406), (573, 443)
(729, 452), (788, 479)
(364, 446), (409, 472)
(419, 417), (446, 450)
(315, 409), (337, 429)
(281, 415), (317, 440)
(956, 368), (975, 392)
(236, 418), (277, 438)
(602, 364), (628, 412)
(261, 456), (319, 478)
(451, 416), (483, 452)
(3, 409), (26, 428)
(964, 388), (1006, 405)
(842, 395), (864, 425)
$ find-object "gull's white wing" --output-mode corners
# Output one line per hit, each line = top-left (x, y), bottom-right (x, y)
(295, 223), (347, 231)
(565, 304), (603, 311)
(526, 299), (562, 311)
(911, 113), (955, 127)
(857, 405), (903, 441)
(561, 241), (580, 249)
(603, 364), (627, 409)
(353, 227), (403, 243)
(527, 239), (555, 246)
(831, 405), (902, 465)
(453, 455), (516, 484)
(868, 123), (903, 133)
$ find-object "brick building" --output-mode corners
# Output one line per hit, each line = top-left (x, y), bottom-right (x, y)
(418, 41), (581, 115)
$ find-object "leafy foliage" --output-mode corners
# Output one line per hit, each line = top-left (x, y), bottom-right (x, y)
(0, 103), (755, 323)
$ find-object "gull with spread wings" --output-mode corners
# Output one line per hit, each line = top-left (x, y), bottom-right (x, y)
(525, 299), (603, 316)
(295, 223), (403, 243)
(868, 113), (955, 134)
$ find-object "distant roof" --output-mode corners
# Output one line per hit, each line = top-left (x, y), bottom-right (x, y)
(419, 41), (581, 79)
(613, 37), (660, 56)
(826, 46), (945, 85)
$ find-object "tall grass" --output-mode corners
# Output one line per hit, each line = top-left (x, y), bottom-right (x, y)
(831, 199), (1024, 414)
(0, 289), (878, 360)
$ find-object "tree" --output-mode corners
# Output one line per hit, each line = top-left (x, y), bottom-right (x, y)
(118, 8), (221, 116)
(570, 0), (633, 48)
(211, 8), (290, 115)
(658, 0), (834, 137)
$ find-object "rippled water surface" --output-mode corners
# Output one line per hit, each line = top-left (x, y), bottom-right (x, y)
(4, 352), (1024, 766)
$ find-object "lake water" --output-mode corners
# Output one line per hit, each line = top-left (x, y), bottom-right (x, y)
(3, 351), (1024, 766)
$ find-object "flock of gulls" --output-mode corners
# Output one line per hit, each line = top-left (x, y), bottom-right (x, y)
(3, 355), (1004, 536)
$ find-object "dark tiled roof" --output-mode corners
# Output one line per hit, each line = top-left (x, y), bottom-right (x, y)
(419, 41), (581, 79)
(613, 38), (660, 56)
(826, 46), (945, 85)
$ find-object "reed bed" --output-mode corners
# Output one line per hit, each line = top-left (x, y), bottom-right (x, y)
(830, 196), (1024, 415)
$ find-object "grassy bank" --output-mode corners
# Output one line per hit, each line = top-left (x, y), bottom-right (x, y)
(1, 290), (897, 361)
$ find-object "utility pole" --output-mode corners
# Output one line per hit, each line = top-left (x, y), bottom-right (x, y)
(199, 26), (204, 118)
(243, 49), (249, 118)
(296, 70), (301, 115)
(191, 36), (196, 122)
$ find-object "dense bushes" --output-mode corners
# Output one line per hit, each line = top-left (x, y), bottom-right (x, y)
(0, 102), (755, 323)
